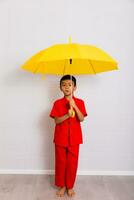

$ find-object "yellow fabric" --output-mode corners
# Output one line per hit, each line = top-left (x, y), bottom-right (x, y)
(21, 43), (118, 75)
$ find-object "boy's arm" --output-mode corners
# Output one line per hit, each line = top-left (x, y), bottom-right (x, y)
(73, 105), (84, 122)
(69, 99), (86, 122)
(54, 113), (70, 124)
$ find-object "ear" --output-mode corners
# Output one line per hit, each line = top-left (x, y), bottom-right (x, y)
(74, 86), (77, 91)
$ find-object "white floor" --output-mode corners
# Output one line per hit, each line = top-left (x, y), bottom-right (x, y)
(0, 175), (134, 200)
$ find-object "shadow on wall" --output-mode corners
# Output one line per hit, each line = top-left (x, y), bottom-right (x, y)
(37, 75), (61, 188)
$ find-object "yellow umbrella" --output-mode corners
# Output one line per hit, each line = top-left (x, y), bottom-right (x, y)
(21, 37), (118, 77)
(21, 37), (118, 117)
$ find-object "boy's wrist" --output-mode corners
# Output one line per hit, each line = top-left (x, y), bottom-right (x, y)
(73, 104), (77, 110)
(66, 113), (70, 118)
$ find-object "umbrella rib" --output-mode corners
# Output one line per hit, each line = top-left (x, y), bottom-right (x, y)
(33, 63), (40, 74)
(33, 62), (44, 74)
(88, 59), (96, 74)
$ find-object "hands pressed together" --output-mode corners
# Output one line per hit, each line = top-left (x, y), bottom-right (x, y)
(68, 99), (76, 118)
(68, 108), (75, 117)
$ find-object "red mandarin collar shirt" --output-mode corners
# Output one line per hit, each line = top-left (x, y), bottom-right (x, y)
(50, 96), (88, 147)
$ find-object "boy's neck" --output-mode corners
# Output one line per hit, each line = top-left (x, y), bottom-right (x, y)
(64, 94), (74, 101)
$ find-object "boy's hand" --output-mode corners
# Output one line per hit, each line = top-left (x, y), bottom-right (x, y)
(69, 99), (76, 109)
(68, 108), (74, 117)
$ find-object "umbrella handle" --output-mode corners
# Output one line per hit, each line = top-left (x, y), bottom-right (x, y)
(70, 106), (75, 118)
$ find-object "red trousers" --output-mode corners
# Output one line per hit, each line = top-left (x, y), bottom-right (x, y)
(55, 144), (79, 189)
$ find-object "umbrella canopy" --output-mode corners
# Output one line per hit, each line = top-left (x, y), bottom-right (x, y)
(21, 37), (118, 118)
(21, 37), (118, 77)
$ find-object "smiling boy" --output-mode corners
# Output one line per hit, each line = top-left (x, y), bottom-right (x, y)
(49, 74), (87, 197)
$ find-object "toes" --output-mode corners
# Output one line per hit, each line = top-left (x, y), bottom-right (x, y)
(56, 188), (66, 197)
(56, 193), (63, 197)
(69, 191), (75, 197)
(67, 190), (75, 197)
(56, 192), (63, 197)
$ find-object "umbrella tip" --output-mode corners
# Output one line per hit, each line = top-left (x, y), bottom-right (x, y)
(69, 36), (72, 44)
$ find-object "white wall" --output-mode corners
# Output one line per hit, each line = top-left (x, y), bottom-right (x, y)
(0, 0), (134, 174)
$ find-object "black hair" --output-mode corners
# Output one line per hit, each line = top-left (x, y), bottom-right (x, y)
(60, 74), (76, 87)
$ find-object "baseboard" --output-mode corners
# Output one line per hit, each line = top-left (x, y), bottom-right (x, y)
(0, 169), (134, 176)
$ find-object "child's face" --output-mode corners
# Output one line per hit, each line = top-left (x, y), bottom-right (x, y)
(60, 80), (76, 96)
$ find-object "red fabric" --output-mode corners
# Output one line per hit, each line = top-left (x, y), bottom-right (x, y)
(50, 96), (87, 146)
(55, 144), (79, 189)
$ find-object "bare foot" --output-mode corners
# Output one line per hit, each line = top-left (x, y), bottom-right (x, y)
(56, 186), (66, 197)
(67, 188), (75, 197)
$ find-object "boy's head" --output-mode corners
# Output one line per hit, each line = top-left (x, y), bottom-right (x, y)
(60, 75), (77, 97)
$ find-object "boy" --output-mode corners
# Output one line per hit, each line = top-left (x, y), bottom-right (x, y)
(49, 74), (87, 197)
